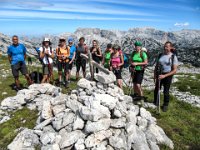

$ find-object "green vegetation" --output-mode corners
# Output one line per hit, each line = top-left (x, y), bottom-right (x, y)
(174, 74), (200, 96)
(1, 55), (200, 149)
(0, 108), (38, 148)
(124, 87), (200, 150)
(0, 56), (78, 148)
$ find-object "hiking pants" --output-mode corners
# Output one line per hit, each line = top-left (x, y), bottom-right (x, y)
(154, 75), (173, 106)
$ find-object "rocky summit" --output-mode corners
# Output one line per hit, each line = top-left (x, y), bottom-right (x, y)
(0, 71), (174, 150)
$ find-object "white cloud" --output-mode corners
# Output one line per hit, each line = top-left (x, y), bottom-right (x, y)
(174, 22), (190, 27)
(0, 10), (166, 22)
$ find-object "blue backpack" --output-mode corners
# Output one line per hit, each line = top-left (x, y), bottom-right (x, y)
(123, 53), (129, 68)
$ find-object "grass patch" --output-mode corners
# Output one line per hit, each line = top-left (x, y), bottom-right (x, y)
(0, 56), (78, 148)
(174, 74), (200, 96)
(124, 87), (200, 150)
(0, 108), (38, 148)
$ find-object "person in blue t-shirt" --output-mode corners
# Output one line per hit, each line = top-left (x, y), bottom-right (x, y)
(68, 37), (76, 81)
(7, 35), (32, 91)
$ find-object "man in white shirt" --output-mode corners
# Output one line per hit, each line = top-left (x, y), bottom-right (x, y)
(39, 38), (54, 83)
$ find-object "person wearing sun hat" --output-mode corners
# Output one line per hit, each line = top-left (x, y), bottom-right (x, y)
(130, 41), (148, 104)
(39, 37), (55, 83)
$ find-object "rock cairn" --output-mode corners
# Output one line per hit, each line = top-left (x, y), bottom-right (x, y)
(0, 71), (174, 150)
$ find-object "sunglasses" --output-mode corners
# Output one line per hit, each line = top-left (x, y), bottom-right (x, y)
(60, 40), (66, 42)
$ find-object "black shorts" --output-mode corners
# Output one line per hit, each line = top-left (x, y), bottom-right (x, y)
(57, 61), (69, 73)
(113, 69), (122, 79)
(69, 59), (73, 70)
(11, 62), (28, 78)
(76, 58), (86, 72)
(133, 70), (144, 84)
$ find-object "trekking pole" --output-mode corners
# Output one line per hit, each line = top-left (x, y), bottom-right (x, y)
(156, 79), (161, 114)
(128, 75), (133, 95)
(156, 63), (162, 115)
(128, 66), (135, 96)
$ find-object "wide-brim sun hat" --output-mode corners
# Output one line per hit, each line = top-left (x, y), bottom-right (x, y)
(43, 38), (50, 42)
(42, 37), (52, 45)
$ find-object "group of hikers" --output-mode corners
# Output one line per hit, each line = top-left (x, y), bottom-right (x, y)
(7, 35), (178, 112)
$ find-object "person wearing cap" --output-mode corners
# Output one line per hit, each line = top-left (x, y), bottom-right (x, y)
(130, 41), (148, 103)
(39, 38), (55, 83)
(56, 37), (70, 87)
(110, 44), (124, 88)
(7, 35), (33, 91)
(90, 40), (102, 73)
(68, 37), (76, 81)
(76, 37), (88, 80)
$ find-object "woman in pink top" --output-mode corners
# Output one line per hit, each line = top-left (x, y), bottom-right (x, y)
(110, 44), (124, 88)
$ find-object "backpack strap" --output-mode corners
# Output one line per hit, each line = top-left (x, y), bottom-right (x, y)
(42, 47), (45, 53)
(157, 53), (163, 64)
(58, 48), (61, 55)
(171, 54), (175, 70)
(50, 47), (53, 53)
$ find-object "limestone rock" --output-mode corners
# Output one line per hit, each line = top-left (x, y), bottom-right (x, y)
(41, 101), (53, 120)
(59, 130), (86, 149)
(40, 132), (56, 145)
(85, 130), (112, 148)
(94, 71), (116, 84)
(52, 104), (66, 116)
(94, 93), (118, 109)
(77, 78), (92, 90)
(110, 117), (126, 128)
(73, 115), (85, 130)
(79, 106), (110, 122)
(7, 128), (40, 150)
(85, 119), (111, 133)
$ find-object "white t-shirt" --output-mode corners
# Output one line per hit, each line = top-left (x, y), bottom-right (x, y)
(158, 53), (178, 73)
(39, 47), (54, 65)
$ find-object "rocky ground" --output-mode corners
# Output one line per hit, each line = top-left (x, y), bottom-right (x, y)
(0, 71), (174, 150)
(0, 55), (200, 149)
(121, 65), (200, 108)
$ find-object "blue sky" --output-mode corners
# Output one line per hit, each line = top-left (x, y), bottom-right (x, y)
(0, 0), (199, 36)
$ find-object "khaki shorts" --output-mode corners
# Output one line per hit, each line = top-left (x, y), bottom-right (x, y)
(43, 64), (53, 75)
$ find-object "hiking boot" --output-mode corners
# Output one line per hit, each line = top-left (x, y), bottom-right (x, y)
(15, 87), (22, 92)
(65, 81), (69, 88)
(162, 105), (168, 112)
(58, 82), (62, 87)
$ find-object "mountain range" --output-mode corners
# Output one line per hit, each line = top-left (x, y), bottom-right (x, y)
(0, 27), (200, 66)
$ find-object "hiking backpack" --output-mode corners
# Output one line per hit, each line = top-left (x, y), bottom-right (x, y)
(157, 53), (175, 70)
(123, 53), (129, 68)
